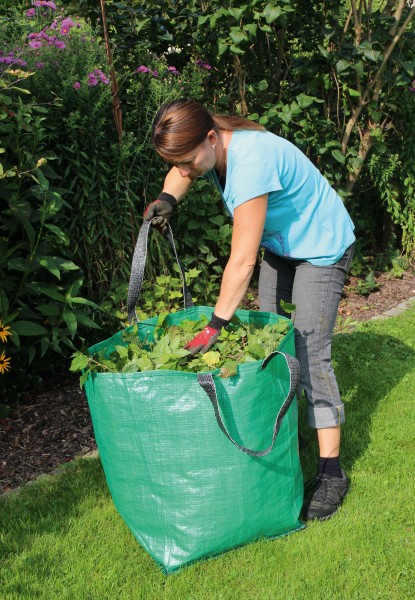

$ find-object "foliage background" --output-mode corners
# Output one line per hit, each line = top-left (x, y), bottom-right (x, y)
(1, 0), (414, 400)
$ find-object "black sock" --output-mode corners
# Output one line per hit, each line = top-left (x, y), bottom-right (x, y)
(318, 456), (342, 478)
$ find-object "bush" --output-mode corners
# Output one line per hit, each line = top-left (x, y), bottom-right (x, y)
(0, 3), (110, 398)
(0, 2), (233, 400)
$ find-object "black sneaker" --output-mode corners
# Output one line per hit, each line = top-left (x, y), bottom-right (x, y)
(304, 469), (350, 521)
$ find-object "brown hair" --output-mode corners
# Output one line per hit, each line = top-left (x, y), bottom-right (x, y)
(152, 98), (265, 161)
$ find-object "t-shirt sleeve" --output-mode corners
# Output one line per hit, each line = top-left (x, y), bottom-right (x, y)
(227, 156), (282, 209)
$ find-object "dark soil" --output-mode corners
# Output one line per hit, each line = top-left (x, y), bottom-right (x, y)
(1, 268), (415, 494)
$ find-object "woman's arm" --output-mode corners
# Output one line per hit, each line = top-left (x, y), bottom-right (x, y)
(162, 166), (194, 202)
(214, 194), (268, 320)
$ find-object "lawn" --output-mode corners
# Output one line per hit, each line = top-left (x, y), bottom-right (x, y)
(1, 305), (415, 599)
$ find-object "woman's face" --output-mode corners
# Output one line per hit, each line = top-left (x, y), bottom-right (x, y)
(171, 132), (217, 180)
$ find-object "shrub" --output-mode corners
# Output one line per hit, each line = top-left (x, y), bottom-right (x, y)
(0, 68), (101, 402)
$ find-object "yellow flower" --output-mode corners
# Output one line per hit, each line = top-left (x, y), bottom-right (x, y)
(0, 350), (11, 374)
(0, 320), (12, 343)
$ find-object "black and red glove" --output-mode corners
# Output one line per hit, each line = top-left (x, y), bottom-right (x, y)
(143, 192), (177, 233)
(184, 313), (230, 355)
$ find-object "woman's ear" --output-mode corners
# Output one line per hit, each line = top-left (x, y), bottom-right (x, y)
(207, 130), (217, 145)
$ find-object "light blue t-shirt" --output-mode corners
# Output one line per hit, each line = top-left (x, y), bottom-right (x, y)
(208, 130), (355, 266)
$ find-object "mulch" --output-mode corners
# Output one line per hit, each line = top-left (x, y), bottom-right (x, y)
(0, 377), (95, 494)
(1, 268), (415, 495)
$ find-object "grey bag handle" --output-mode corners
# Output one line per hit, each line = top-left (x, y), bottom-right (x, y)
(197, 351), (300, 457)
(127, 219), (194, 324)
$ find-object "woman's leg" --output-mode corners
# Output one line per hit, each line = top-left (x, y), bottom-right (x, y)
(259, 245), (355, 520)
(291, 244), (354, 519)
(291, 249), (354, 432)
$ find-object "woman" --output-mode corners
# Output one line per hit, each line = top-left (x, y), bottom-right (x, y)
(144, 98), (355, 521)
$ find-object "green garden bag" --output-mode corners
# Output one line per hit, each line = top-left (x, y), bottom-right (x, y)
(84, 221), (304, 574)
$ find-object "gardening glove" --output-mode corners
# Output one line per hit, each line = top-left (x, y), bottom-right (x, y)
(184, 313), (230, 356)
(143, 192), (177, 233)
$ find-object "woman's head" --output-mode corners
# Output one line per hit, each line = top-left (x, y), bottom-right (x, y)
(151, 98), (266, 164)
(152, 99), (215, 163)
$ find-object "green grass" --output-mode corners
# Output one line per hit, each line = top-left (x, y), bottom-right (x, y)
(1, 305), (415, 599)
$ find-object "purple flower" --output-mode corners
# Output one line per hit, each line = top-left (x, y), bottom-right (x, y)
(73, 81), (81, 90)
(36, 61), (45, 69)
(62, 18), (74, 28)
(34, 1), (57, 9)
(87, 74), (99, 86)
(60, 17), (74, 36)
(152, 70), (159, 77)
(95, 68), (110, 84)
(195, 59), (212, 70)
(136, 65), (150, 73)
(0, 57), (13, 64)
(168, 66), (180, 75)
(54, 40), (66, 49)
(29, 40), (43, 49)
(25, 8), (36, 17)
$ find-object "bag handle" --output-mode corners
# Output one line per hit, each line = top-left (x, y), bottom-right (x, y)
(197, 351), (300, 457)
(127, 219), (194, 324)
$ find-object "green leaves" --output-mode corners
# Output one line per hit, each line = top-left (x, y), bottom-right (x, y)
(336, 59), (351, 75)
(71, 317), (291, 388)
(202, 351), (221, 368)
(262, 3), (282, 24)
(229, 29), (247, 46)
(331, 149), (346, 164)
(70, 351), (89, 372)
(63, 309), (77, 337)
(12, 320), (49, 336)
(355, 40), (382, 63)
(280, 300), (296, 314)
(228, 7), (245, 20)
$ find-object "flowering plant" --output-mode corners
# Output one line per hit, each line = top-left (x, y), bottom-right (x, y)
(123, 55), (212, 134)
(0, 319), (12, 376)
(0, 9), (106, 398)
(0, 3), (110, 99)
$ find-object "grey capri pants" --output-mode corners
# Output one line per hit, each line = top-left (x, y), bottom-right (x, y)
(258, 243), (355, 429)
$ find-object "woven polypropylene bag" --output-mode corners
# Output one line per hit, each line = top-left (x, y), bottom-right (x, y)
(85, 305), (304, 574)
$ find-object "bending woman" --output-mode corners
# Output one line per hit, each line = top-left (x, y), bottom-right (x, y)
(144, 98), (355, 521)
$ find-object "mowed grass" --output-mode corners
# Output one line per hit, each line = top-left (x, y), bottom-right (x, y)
(1, 305), (415, 599)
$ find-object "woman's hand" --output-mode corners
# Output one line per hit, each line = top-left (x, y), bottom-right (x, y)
(143, 166), (194, 232)
(184, 326), (221, 355)
(143, 193), (177, 233)
(184, 313), (230, 355)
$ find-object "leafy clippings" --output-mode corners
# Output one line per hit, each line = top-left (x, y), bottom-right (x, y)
(71, 317), (290, 387)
